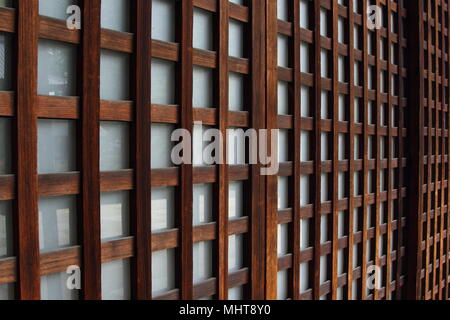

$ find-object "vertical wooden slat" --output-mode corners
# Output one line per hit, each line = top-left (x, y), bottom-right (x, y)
(131, 0), (152, 300)
(265, 0), (278, 300)
(447, 1), (450, 299)
(404, 0), (424, 300)
(290, 0), (301, 301)
(386, 0), (393, 300)
(331, 0), (339, 300)
(80, 0), (102, 300)
(178, 0), (194, 300)
(215, 0), (229, 300)
(347, 0), (356, 300)
(361, 0), (370, 300)
(15, 0), (40, 300)
(312, 0), (322, 300)
(249, 0), (266, 300)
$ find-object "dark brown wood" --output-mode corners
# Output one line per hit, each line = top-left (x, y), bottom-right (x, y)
(79, 0), (102, 300)
(130, 0), (152, 300)
(14, 0), (40, 300)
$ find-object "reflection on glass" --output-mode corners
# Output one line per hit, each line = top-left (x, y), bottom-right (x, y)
(39, 0), (79, 20)
(152, 0), (175, 42)
(101, 0), (130, 32)
(0, 283), (14, 300)
(101, 259), (131, 300)
(41, 271), (79, 300)
(38, 119), (76, 174)
(193, 241), (213, 282)
(0, 118), (11, 174)
(0, 201), (12, 258)
(0, 32), (12, 91)
(39, 195), (77, 252)
(193, 184), (213, 225)
(100, 49), (130, 101)
(151, 123), (175, 168)
(152, 249), (175, 296)
(100, 121), (130, 171)
(101, 191), (130, 241)
(151, 59), (175, 105)
(151, 187), (175, 231)
(38, 39), (77, 97)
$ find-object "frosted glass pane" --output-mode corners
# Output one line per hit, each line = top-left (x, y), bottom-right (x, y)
(277, 35), (289, 67)
(152, 249), (176, 296)
(278, 129), (289, 162)
(227, 128), (247, 165)
(300, 262), (309, 292)
(39, 0), (79, 20)
(38, 119), (76, 174)
(0, 32), (13, 91)
(278, 0), (289, 21)
(320, 8), (328, 37)
(193, 66), (214, 108)
(320, 49), (329, 78)
(229, 72), (244, 111)
(101, 0), (130, 32)
(152, 187), (175, 231)
(193, 241), (213, 282)
(300, 42), (310, 73)
(151, 123), (175, 168)
(320, 255), (328, 284)
(278, 81), (289, 115)
(41, 271), (79, 300)
(193, 124), (213, 166)
(101, 259), (131, 300)
(100, 121), (129, 171)
(228, 234), (244, 271)
(0, 283), (14, 300)
(300, 175), (310, 206)
(38, 39), (77, 97)
(0, 1), (13, 7)
(39, 195), (77, 252)
(100, 50), (130, 101)
(277, 270), (288, 300)
(0, 201), (13, 258)
(151, 58), (175, 105)
(277, 176), (288, 210)
(229, 19), (244, 58)
(0, 118), (11, 174)
(228, 286), (244, 300)
(299, 0), (309, 29)
(193, 8), (214, 51)
(301, 85), (310, 117)
(229, 181), (244, 218)
(193, 184), (213, 225)
(101, 191), (130, 241)
(300, 131), (310, 161)
(152, 0), (175, 42)
(300, 218), (309, 249)
(277, 223), (288, 256)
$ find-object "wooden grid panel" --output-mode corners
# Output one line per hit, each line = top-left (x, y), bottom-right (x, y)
(268, 0), (408, 300)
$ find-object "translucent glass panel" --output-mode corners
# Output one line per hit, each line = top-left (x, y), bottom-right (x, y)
(193, 184), (213, 225)
(228, 234), (244, 271)
(100, 50), (130, 101)
(152, 0), (175, 42)
(278, 0), (289, 21)
(100, 191), (130, 241)
(229, 19), (244, 58)
(278, 129), (289, 162)
(151, 58), (175, 105)
(0, 283), (14, 300)
(0, 0), (13, 7)
(151, 187), (175, 231)
(193, 124), (213, 166)
(299, 0), (310, 30)
(193, 66), (214, 108)
(38, 119), (76, 174)
(193, 241), (213, 282)
(227, 128), (247, 165)
(277, 223), (288, 256)
(229, 0), (244, 5)
(0, 118), (11, 174)
(193, 8), (214, 51)
(41, 271), (79, 300)
(278, 81), (289, 115)
(39, 195), (77, 252)
(100, 121), (130, 171)
(228, 286), (244, 300)
(0, 32), (13, 91)
(152, 249), (175, 296)
(38, 39), (77, 97)
(101, 0), (130, 32)
(151, 123), (175, 168)
(101, 259), (131, 300)
(277, 35), (289, 68)
(229, 72), (244, 111)
(229, 181), (244, 218)
(0, 201), (13, 258)
(39, 0), (79, 20)
(277, 270), (288, 300)
(300, 42), (310, 73)
(278, 176), (288, 209)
